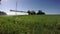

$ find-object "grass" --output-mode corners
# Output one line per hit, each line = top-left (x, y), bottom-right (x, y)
(0, 15), (60, 34)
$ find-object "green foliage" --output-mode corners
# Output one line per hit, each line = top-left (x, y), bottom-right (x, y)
(0, 15), (60, 34)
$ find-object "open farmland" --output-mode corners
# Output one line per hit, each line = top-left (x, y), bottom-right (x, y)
(0, 15), (60, 34)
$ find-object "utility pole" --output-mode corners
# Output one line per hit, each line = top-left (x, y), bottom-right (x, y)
(10, 0), (18, 15)
(15, 0), (17, 15)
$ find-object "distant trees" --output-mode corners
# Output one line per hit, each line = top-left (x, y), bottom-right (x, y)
(27, 10), (45, 15)
(0, 11), (7, 15)
(27, 10), (36, 15)
(37, 10), (45, 15)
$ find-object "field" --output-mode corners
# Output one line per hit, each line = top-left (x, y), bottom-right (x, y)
(0, 15), (60, 34)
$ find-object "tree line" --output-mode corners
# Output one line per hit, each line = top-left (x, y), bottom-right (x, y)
(27, 10), (45, 15)
(0, 11), (7, 15)
(0, 10), (45, 15)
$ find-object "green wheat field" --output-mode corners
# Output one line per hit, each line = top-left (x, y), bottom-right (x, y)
(0, 15), (60, 34)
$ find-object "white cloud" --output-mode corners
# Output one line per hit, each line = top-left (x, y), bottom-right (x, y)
(6, 12), (28, 15)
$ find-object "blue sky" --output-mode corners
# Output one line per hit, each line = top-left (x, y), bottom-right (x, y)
(0, 0), (60, 15)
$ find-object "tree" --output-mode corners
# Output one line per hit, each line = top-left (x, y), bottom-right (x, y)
(27, 10), (31, 15)
(37, 10), (45, 15)
(0, 11), (7, 15)
(31, 10), (36, 15)
(27, 10), (36, 15)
